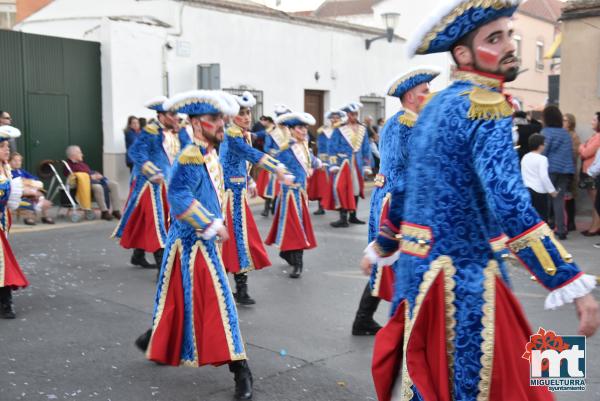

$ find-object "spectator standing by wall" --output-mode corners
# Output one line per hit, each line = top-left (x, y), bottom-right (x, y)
(124, 116), (141, 172)
(542, 105), (575, 240)
(563, 113), (581, 231)
(0, 111), (18, 153)
(578, 111), (600, 236)
(521, 134), (557, 221)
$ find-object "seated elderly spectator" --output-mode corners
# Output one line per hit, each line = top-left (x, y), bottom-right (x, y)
(9, 152), (54, 225)
(64, 145), (121, 221)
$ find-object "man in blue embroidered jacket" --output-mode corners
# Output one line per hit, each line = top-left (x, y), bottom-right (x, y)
(134, 90), (253, 401)
(362, 1), (599, 400)
(219, 91), (290, 305)
(352, 67), (440, 337)
(328, 102), (372, 227)
(113, 96), (191, 269)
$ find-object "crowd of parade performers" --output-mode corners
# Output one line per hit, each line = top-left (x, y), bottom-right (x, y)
(8, 5), (599, 396)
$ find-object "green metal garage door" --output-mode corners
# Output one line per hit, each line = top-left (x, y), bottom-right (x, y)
(0, 30), (102, 174)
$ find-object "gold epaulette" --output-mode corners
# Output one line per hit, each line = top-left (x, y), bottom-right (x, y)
(465, 87), (513, 121)
(227, 126), (243, 138)
(317, 126), (325, 134)
(178, 145), (204, 165)
(144, 123), (160, 135)
(399, 110), (417, 128)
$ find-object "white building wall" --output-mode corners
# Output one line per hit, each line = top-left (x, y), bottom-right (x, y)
(16, 0), (450, 193)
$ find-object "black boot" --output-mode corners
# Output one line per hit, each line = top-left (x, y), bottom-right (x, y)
(349, 197), (365, 224)
(234, 273), (256, 305)
(352, 283), (382, 336)
(153, 249), (164, 269)
(279, 250), (293, 265)
(134, 328), (152, 353)
(229, 360), (253, 400)
(349, 211), (365, 224)
(0, 287), (15, 319)
(330, 210), (349, 228)
(313, 202), (325, 215)
(289, 250), (303, 278)
(131, 248), (155, 268)
(261, 199), (271, 217)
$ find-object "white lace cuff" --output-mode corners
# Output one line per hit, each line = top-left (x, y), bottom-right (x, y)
(544, 274), (597, 310)
(329, 166), (340, 173)
(7, 177), (23, 211)
(364, 242), (400, 268)
(199, 218), (223, 240)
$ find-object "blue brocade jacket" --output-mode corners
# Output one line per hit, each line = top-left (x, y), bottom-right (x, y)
(128, 123), (191, 183)
(328, 123), (372, 174)
(370, 70), (594, 399)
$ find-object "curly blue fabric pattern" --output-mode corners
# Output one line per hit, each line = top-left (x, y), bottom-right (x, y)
(153, 142), (244, 363)
(328, 124), (372, 172)
(369, 74), (585, 401)
(219, 125), (281, 271)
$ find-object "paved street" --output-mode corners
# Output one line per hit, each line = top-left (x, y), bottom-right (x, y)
(1, 195), (599, 401)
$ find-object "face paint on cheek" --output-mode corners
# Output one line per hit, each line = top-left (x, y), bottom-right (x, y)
(476, 45), (500, 66)
(200, 120), (216, 132)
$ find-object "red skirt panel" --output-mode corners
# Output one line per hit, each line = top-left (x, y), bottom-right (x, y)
(256, 170), (280, 200)
(222, 191), (271, 274)
(332, 161), (357, 211)
(307, 168), (330, 201)
(265, 189), (317, 251)
(373, 267), (554, 401)
(147, 242), (246, 367)
(372, 301), (406, 401)
(0, 231), (28, 289)
(115, 182), (168, 253)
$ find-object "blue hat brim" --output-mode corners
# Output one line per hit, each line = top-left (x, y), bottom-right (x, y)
(408, 0), (520, 56)
(388, 73), (438, 98)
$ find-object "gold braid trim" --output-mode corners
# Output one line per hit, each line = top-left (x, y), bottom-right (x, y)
(178, 145), (204, 165)
(399, 110), (417, 127)
(400, 255), (457, 400)
(478, 260), (499, 401)
(466, 87), (513, 121)
(507, 223), (573, 275)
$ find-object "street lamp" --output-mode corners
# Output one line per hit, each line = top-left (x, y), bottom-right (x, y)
(365, 12), (400, 50)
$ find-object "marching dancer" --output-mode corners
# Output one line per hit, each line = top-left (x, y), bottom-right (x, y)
(363, 1), (599, 400)
(219, 92), (290, 305)
(307, 109), (345, 215)
(265, 111), (320, 278)
(113, 97), (190, 268)
(137, 90), (253, 400)
(256, 105), (292, 217)
(352, 67), (440, 336)
(328, 102), (372, 228)
(0, 126), (28, 319)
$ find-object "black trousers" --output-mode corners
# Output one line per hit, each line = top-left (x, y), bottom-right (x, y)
(529, 188), (549, 222)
